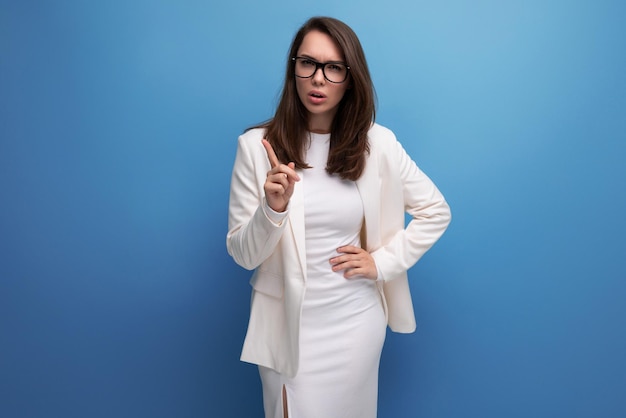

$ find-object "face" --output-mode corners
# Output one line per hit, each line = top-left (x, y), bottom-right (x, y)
(295, 30), (349, 133)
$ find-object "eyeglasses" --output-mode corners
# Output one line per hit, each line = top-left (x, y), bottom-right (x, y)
(292, 57), (350, 84)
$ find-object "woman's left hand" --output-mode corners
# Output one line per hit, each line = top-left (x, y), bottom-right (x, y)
(329, 246), (377, 280)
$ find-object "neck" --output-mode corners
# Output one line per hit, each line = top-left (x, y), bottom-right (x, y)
(308, 112), (336, 134)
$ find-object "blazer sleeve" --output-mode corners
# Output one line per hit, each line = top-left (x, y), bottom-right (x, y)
(226, 134), (289, 270)
(370, 136), (451, 281)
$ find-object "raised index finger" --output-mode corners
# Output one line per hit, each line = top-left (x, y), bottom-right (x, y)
(262, 139), (280, 168)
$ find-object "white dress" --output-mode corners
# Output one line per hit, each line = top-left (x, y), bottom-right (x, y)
(259, 133), (387, 418)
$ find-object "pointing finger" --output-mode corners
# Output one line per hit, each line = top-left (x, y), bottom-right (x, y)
(262, 139), (280, 168)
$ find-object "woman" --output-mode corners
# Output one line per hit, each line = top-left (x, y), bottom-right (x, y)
(227, 16), (451, 418)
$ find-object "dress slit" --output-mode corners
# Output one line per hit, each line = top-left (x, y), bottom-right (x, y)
(282, 385), (289, 418)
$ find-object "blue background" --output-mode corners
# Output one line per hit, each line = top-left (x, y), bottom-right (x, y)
(1, 1), (624, 417)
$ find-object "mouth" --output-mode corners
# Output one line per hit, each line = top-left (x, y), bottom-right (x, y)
(309, 91), (326, 99)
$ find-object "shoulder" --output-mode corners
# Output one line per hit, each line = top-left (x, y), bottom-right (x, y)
(368, 123), (400, 153)
(238, 127), (266, 146)
(235, 127), (268, 159)
(366, 123), (417, 172)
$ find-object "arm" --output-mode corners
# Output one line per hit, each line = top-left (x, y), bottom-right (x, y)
(226, 134), (300, 270)
(226, 135), (288, 270)
(370, 138), (451, 281)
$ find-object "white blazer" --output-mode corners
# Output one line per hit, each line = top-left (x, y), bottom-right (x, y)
(227, 123), (451, 377)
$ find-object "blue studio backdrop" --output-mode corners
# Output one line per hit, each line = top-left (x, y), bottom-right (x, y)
(1, 1), (625, 417)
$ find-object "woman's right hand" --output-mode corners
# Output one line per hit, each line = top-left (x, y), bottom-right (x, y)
(262, 139), (300, 213)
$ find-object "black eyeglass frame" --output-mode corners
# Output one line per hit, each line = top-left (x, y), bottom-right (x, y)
(291, 56), (351, 84)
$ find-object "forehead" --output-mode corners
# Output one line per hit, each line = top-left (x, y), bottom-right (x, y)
(297, 30), (344, 61)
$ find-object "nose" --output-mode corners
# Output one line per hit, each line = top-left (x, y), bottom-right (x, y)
(312, 66), (325, 84)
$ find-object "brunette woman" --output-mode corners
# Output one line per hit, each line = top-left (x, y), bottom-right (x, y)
(227, 16), (451, 418)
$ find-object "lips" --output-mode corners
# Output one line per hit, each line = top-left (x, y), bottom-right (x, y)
(308, 90), (327, 104)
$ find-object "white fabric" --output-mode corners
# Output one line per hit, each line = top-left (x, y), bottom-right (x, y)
(226, 123), (451, 378)
(259, 133), (386, 418)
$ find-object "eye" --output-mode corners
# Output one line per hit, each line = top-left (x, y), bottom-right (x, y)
(326, 64), (345, 73)
(300, 58), (316, 67)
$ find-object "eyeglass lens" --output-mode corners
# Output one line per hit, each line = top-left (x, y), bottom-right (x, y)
(294, 58), (348, 83)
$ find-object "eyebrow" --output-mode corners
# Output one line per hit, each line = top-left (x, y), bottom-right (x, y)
(298, 53), (346, 64)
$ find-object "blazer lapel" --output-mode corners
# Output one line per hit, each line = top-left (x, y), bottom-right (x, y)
(356, 150), (381, 251)
(287, 169), (307, 280)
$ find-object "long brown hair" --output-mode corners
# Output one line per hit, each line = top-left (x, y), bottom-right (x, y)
(253, 16), (376, 181)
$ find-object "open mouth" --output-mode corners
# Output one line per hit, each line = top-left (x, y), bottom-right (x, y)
(309, 92), (326, 98)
